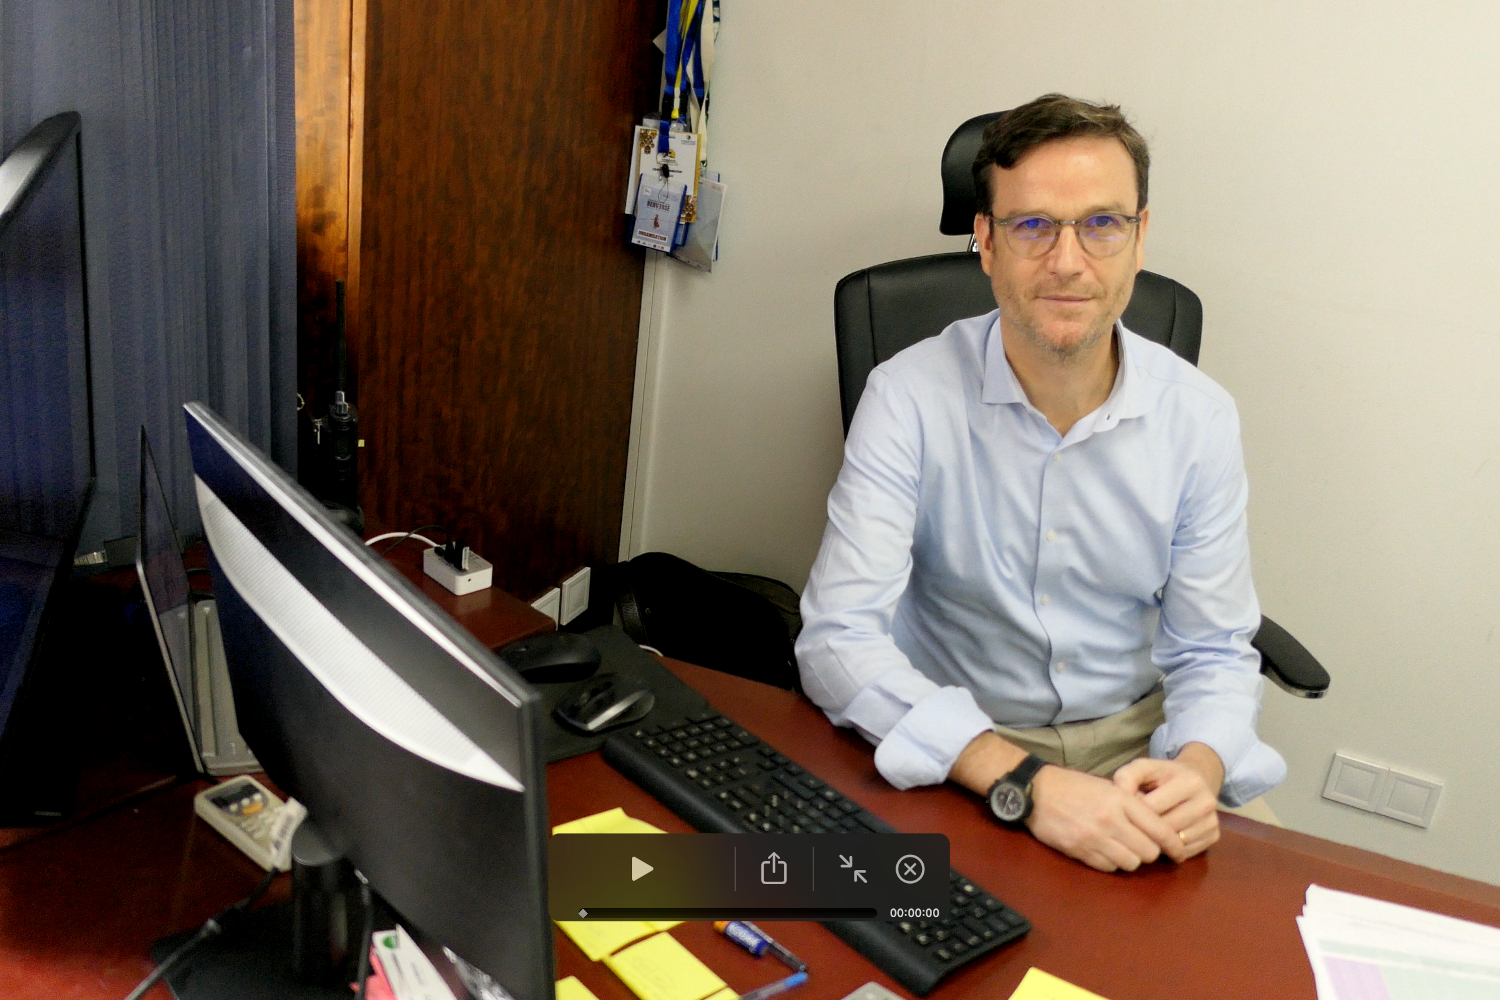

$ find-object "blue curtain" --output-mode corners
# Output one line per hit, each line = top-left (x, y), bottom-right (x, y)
(0, 0), (297, 549)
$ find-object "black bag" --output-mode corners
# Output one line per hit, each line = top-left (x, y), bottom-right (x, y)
(613, 552), (803, 691)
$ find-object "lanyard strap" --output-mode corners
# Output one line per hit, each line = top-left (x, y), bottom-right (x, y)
(682, 0), (707, 110)
(658, 0), (703, 152)
(658, 0), (685, 152)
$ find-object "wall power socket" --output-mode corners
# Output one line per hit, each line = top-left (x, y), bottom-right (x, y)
(423, 545), (492, 596)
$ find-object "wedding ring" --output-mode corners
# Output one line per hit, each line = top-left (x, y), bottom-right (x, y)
(1178, 831), (1188, 845)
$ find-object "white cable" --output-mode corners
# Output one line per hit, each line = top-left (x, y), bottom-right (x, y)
(364, 532), (440, 549)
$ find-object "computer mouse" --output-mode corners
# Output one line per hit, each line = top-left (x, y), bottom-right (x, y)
(553, 673), (656, 734)
(497, 631), (601, 685)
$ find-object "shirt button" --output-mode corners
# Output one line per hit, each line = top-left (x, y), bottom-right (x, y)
(1040, 594), (1051, 605)
(1051, 453), (1061, 463)
(1055, 661), (1067, 672)
(1045, 530), (1056, 542)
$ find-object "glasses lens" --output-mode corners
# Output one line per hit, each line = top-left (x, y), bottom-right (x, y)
(1002, 216), (1056, 258)
(1079, 214), (1132, 257)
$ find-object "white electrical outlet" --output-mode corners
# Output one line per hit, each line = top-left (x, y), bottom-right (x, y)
(560, 567), (590, 625)
(1376, 769), (1443, 828)
(1323, 752), (1387, 810)
(532, 587), (561, 623)
(1322, 751), (1442, 828)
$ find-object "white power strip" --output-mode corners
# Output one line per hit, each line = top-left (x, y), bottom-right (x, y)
(423, 545), (493, 595)
(194, 775), (307, 871)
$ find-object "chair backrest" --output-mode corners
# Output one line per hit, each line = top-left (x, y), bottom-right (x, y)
(833, 111), (1204, 435)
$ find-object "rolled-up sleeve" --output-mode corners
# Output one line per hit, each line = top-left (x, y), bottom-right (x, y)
(796, 370), (994, 790)
(1149, 402), (1286, 806)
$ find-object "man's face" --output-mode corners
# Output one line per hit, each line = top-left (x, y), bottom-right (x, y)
(976, 136), (1148, 361)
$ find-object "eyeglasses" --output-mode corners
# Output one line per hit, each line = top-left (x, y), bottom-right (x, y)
(987, 212), (1141, 259)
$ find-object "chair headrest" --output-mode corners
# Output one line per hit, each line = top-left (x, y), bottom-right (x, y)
(939, 111), (1006, 236)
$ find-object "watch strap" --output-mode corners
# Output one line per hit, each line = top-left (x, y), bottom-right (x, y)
(1006, 753), (1047, 790)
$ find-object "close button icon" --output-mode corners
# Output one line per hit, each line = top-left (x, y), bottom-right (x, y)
(895, 854), (925, 884)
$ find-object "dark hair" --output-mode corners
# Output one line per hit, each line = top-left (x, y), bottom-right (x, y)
(972, 94), (1150, 216)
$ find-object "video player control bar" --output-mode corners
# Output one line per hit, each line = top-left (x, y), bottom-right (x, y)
(547, 833), (949, 921)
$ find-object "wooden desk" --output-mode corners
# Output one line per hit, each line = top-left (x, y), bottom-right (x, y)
(548, 660), (1500, 1000)
(5, 564), (1497, 1000)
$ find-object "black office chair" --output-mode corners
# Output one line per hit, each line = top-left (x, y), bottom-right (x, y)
(833, 112), (1329, 698)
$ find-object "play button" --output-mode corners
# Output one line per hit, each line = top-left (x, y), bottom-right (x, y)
(631, 857), (653, 882)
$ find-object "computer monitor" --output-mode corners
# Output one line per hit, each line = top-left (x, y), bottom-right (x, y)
(0, 111), (96, 822)
(184, 401), (554, 1000)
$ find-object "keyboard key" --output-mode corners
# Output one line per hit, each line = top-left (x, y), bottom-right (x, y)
(934, 947), (952, 962)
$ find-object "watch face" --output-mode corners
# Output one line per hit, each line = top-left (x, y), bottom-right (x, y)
(990, 781), (1028, 823)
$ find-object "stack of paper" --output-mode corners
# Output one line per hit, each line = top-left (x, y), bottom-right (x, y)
(1298, 884), (1500, 998)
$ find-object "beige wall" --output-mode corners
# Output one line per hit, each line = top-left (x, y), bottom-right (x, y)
(621, 1), (1500, 885)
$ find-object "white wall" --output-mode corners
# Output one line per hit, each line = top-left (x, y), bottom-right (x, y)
(621, 1), (1500, 885)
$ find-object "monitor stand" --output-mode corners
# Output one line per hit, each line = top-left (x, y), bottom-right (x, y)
(150, 900), (347, 1000)
(150, 820), (374, 1000)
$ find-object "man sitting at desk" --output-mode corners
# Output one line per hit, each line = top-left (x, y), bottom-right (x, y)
(795, 94), (1285, 873)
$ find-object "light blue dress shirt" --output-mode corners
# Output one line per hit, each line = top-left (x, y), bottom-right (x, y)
(796, 311), (1285, 807)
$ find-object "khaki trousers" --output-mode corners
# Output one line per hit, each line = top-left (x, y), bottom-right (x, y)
(992, 684), (1165, 779)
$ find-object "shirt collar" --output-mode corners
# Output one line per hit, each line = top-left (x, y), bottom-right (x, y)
(980, 314), (1152, 426)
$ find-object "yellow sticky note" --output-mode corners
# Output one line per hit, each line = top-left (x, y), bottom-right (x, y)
(553, 807), (667, 836)
(556, 976), (602, 1000)
(556, 919), (656, 962)
(603, 931), (727, 1000)
(1007, 967), (1114, 1000)
(552, 809), (668, 960)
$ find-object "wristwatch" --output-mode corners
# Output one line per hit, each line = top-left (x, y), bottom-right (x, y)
(986, 754), (1049, 826)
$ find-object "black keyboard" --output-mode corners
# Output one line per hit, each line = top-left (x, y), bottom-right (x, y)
(603, 710), (1030, 995)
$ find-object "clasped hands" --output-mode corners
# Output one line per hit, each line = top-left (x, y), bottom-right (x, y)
(953, 734), (1224, 873)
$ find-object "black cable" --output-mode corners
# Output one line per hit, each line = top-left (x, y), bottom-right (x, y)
(354, 871), (375, 1000)
(123, 869), (278, 1000)
(376, 523), (447, 556)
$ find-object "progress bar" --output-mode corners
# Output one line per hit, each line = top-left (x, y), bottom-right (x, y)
(575, 907), (880, 920)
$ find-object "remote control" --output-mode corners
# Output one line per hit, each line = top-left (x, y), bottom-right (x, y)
(193, 775), (306, 871)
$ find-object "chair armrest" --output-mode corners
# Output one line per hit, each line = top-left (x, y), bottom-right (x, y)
(1252, 615), (1330, 698)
